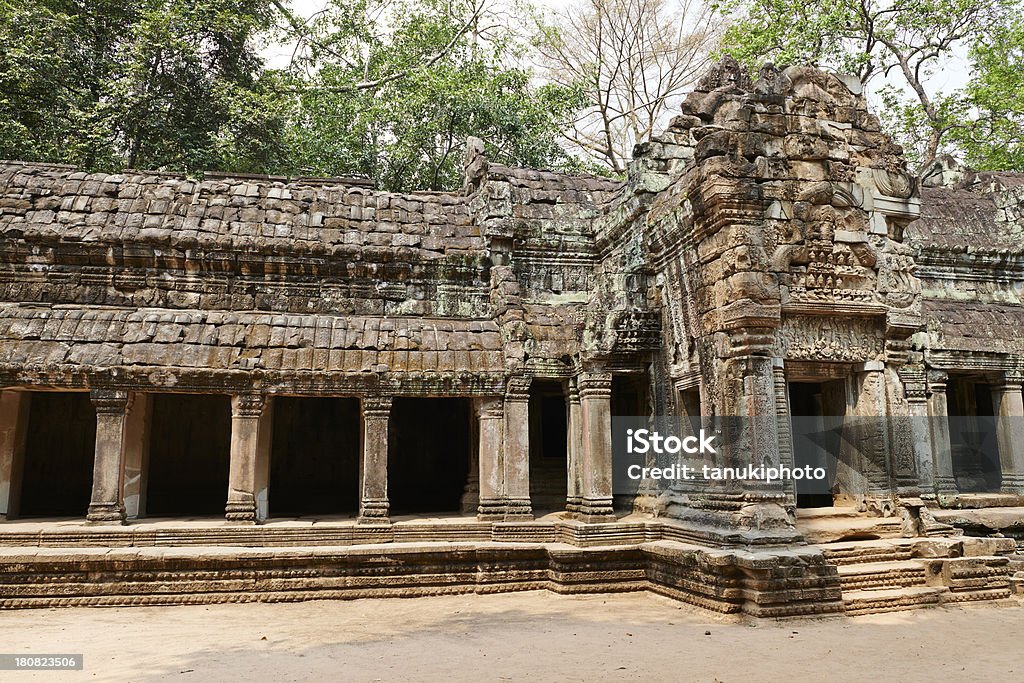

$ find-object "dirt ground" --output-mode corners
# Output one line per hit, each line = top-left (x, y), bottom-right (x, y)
(2, 591), (1022, 682)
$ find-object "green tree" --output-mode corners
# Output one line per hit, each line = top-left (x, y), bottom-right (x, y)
(0, 0), (289, 172)
(278, 0), (587, 191)
(716, 0), (1021, 171)
(949, 19), (1024, 171)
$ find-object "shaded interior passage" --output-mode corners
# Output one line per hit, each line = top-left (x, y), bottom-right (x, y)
(18, 392), (95, 518)
(789, 381), (845, 509)
(947, 376), (1001, 492)
(270, 397), (360, 516)
(388, 398), (471, 514)
(145, 394), (231, 516)
(529, 381), (568, 512)
(612, 374), (651, 510)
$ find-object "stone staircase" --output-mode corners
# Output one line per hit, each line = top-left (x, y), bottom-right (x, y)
(821, 537), (1016, 615)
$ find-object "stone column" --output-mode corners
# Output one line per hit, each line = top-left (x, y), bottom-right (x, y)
(460, 409), (480, 515)
(0, 390), (29, 519)
(358, 395), (391, 523)
(503, 377), (532, 520)
(927, 371), (957, 496)
(901, 367), (934, 494)
(578, 372), (615, 523)
(122, 393), (152, 520)
(565, 380), (583, 514)
(994, 373), (1024, 494)
(851, 365), (892, 499)
(226, 393), (273, 524)
(87, 389), (133, 524)
(476, 397), (505, 520)
(772, 360), (797, 506)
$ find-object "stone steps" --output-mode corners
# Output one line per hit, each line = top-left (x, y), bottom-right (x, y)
(843, 586), (946, 615)
(824, 537), (1015, 616)
(821, 540), (915, 566)
(837, 560), (927, 591)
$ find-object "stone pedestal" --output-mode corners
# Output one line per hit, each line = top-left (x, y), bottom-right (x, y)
(578, 373), (615, 522)
(476, 397), (505, 520)
(0, 390), (29, 519)
(565, 380), (583, 514)
(927, 372), (957, 496)
(225, 394), (273, 524)
(87, 389), (133, 525)
(358, 395), (391, 523)
(503, 377), (532, 520)
(994, 375), (1024, 494)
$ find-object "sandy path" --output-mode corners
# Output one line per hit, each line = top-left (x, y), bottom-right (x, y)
(1, 592), (1021, 682)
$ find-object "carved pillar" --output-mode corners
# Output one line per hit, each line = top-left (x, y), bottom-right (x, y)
(0, 390), (29, 519)
(87, 389), (133, 524)
(715, 329), (791, 530)
(503, 376), (532, 520)
(461, 407), (480, 515)
(851, 365), (893, 500)
(122, 393), (151, 520)
(994, 373), (1024, 494)
(901, 367), (934, 494)
(927, 371), (957, 496)
(565, 379), (583, 514)
(359, 395), (391, 523)
(578, 372), (615, 522)
(226, 393), (273, 524)
(772, 360), (797, 506)
(476, 397), (505, 520)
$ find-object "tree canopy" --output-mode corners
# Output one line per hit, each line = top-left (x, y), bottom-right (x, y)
(0, 0), (585, 191)
(3, 0), (1023, 185)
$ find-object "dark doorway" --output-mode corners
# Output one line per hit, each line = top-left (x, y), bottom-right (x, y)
(145, 394), (231, 516)
(18, 392), (95, 518)
(789, 381), (845, 508)
(270, 397), (360, 516)
(947, 377), (1001, 492)
(612, 373), (651, 511)
(529, 381), (568, 512)
(389, 397), (471, 514)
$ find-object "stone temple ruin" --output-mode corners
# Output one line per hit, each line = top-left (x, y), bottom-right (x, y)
(0, 59), (1022, 616)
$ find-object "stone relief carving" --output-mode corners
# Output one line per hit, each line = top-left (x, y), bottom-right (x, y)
(778, 317), (885, 362)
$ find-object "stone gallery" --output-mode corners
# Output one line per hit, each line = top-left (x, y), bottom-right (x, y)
(0, 59), (1021, 616)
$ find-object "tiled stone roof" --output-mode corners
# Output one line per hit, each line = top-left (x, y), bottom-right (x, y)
(0, 163), (484, 259)
(923, 300), (1024, 354)
(909, 184), (1024, 252)
(0, 304), (505, 374)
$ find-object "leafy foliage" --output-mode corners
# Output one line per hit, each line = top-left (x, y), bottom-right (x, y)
(0, 0), (288, 172)
(283, 0), (588, 191)
(1, 0), (588, 191)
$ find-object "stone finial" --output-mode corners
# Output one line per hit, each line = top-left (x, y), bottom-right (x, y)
(463, 136), (488, 196)
(694, 56), (752, 94)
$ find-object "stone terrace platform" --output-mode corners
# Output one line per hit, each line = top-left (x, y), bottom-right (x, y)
(0, 516), (1020, 618)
